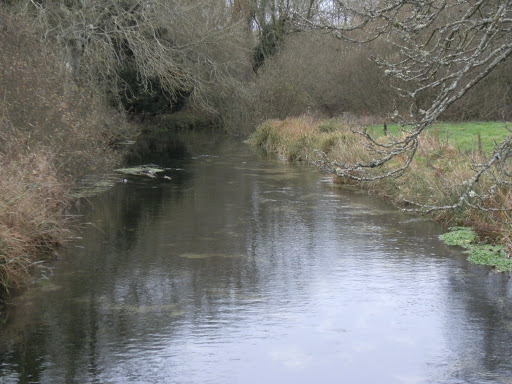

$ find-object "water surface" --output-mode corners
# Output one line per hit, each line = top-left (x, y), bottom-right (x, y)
(1, 131), (512, 384)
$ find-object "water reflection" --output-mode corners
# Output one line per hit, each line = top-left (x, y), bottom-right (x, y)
(1, 131), (512, 384)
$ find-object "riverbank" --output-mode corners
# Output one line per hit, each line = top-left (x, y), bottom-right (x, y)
(0, 112), (221, 303)
(248, 116), (512, 271)
(0, 131), (132, 302)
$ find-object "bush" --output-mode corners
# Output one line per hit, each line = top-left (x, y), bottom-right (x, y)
(0, 149), (69, 294)
(0, 7), (134, 297)
(243, 31), (510, 130)
(249, 33), (396, 121)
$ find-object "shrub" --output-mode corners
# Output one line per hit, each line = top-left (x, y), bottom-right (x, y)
(0, 150), (69, 294)
(0, 7), (134, 297)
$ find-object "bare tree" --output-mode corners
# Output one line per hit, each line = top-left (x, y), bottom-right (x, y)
(297, 0), (512, 213)
(228, 0), (327, 69)
(15, 0), (251, 113)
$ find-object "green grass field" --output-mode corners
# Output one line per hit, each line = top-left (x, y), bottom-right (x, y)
(367, 121), (511, 154)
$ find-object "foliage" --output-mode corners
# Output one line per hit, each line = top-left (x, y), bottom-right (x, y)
(294, 0), (512, 216)
(252, 19), (288, 71)
(231, 0), (323, 72)
(117, 69), (172, 115)
(14, 0), (252, 116)
(250, 33), (393, 121)
(445, 58), (512, 121)
(467, 245), (512, 272)
(318, 119), (339, 133)
(149, 112), (216, 131)
(439, 227), (476, 246)
(0, 8), (133, 182)
(7, 0), (510, 134)
(0, 149), (69, 295)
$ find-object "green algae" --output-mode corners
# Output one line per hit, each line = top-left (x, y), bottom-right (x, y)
(440, 227), (512, 272)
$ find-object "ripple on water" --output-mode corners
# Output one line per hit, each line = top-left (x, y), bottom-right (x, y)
(178, 252), (245, 259)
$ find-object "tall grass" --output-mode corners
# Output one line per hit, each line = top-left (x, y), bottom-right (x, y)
(0, 149), (69, 294)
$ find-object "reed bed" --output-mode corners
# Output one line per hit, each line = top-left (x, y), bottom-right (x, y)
(0, 150), (69, 295)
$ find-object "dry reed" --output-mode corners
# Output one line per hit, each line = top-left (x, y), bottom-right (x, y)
(0, 150), (69, 294)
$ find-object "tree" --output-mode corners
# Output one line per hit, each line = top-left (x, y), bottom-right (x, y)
(298, 0), (512, 213)
(229, 0), (326, 70)
(15, 0), (251, 114)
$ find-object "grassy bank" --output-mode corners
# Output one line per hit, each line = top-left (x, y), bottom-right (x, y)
(248, 116), (512, 271)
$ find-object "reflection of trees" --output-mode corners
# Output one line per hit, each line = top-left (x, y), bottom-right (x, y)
(124, 131), (189, 166)
(0, 326), (48, 383)
(0, 132), (195, 382)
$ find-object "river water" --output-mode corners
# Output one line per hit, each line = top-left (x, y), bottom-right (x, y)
(1, 131), (512, 384)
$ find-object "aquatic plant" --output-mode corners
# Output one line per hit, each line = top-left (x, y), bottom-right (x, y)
(467, 245), (512, 272)
(440, 227), (512, 272)
(439, 228), (476, 246)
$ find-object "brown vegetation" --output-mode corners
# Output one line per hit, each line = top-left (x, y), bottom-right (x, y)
(251, 33), (395, 119)
(0, 149), (68, 295)
(0, 8), (133, 297)
(14, 0), (252, 118)
(239, 30), (511, 136)
(290, 0), (512, 215)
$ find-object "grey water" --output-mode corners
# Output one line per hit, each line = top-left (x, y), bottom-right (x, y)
(1, 131), (512, 384)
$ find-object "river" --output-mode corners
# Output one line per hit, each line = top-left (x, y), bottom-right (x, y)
(1, 131), (512, 384)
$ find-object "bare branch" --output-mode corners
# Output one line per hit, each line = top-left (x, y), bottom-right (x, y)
(296, 0), (512, 213)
